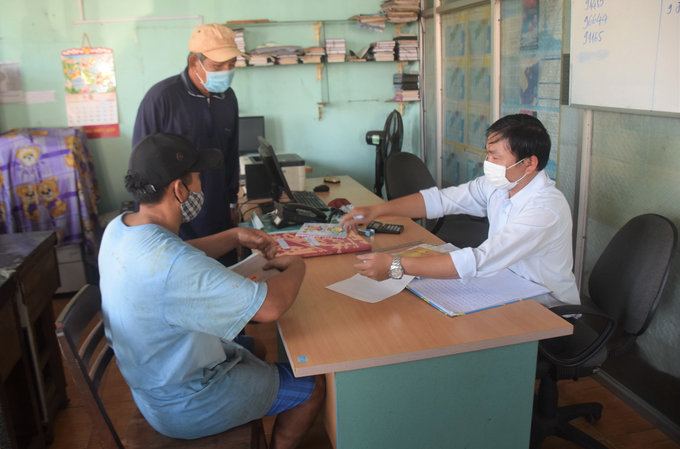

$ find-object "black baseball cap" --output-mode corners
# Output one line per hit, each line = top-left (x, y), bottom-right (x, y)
(128, 133), (223, 192)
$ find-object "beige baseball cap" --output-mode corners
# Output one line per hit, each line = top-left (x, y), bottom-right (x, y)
(188, 23), (248, 62)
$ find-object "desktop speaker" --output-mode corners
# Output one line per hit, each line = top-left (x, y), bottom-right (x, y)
(245, 162), (271, 199)
(242, 153), (306, 200)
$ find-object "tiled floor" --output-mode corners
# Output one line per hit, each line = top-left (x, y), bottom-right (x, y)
(49, 298), (679, 449)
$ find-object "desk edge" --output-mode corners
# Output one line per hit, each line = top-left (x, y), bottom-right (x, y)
(282, 324), (573, 377)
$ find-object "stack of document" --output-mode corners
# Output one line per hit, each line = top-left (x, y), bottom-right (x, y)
(370, 41), (396, 61)
(275, 48), (304, 65)
(249, 54), (275, 66)
(233, 29), (247, 67)
(277, 54), (301, 65)
(325, 39), (346, 63)
(303, 46), (326, 64)
(395, 35), (418, 61)
(380, 0), (421, 23)
(393, 73), (420, 101)
(350, 14), (387, 32)
(251, 46), (303, 65)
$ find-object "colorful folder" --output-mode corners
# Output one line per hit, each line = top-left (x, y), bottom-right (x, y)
(274, 231), (371, 258)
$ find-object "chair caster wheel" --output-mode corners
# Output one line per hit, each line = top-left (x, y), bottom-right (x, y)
(585, 412), (601, 423)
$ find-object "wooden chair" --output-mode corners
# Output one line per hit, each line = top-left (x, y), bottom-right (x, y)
(55, 284), (267, 449)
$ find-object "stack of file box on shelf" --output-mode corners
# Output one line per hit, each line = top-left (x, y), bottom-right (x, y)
(393, 73), (420, 101)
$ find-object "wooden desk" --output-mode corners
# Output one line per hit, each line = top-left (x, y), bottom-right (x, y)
(277, 177), (573, 449)
(0, 232), (68, 445)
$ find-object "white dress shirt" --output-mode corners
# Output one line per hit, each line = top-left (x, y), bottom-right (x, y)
(420, 170), (580, 307)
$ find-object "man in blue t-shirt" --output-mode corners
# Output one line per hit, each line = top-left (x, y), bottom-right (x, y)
(99, 132), (325, 448)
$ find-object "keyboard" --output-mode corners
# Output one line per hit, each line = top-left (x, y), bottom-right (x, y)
(291, 190), (330, 211)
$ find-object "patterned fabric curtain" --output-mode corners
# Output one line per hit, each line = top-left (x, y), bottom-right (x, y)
(0, 127), (102, 265)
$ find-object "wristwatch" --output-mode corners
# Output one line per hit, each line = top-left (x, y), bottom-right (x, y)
(388, 255), (404, 280)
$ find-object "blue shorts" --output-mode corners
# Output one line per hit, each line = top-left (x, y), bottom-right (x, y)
(233, 336), (316, 416)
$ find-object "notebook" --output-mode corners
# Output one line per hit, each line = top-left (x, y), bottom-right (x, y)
(406, 269), (550, 317)
(274, 231), (371, 258)
(296, 223), (347, 239)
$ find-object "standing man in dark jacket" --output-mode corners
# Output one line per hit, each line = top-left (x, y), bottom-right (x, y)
(133, 23), (246, 266)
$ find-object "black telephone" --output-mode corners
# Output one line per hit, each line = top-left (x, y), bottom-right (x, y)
(272, 202), (327, 228)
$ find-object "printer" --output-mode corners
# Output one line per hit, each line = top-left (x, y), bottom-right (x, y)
(239, 153), (306, 199)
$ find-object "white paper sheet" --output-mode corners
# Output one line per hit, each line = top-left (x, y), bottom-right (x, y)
(25, 90), (55, 104)
(230, 253), (281, 283)
(326, 273), (415, 303)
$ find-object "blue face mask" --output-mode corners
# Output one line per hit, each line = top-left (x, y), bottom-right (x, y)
(196, 59), (235, 93)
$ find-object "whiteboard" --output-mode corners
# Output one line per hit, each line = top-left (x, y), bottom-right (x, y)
(570, 0), (680, 116)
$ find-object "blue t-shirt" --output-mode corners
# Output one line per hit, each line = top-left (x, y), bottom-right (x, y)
(98, 214), (278, 438)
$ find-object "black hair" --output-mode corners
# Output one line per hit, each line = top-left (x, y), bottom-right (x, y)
(485, 114), (551, 171)
(125, 170), (192, 205)
(187, 52), (207, 66)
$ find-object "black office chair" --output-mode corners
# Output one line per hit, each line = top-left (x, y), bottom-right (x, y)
(384, 152), (489, 247)
(531, 214), (677, 449)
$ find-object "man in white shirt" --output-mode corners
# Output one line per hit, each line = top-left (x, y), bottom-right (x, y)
(340, 114), (579, 307)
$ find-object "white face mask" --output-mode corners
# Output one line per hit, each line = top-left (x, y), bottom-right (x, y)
(483, 158), (527, 190)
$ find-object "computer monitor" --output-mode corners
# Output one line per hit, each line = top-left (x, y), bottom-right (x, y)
(239, 116), (265, 155)
(257, 136), (295, 203)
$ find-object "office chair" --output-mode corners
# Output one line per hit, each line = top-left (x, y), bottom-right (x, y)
(531, 214), (677, 449)
(55, 285), (267, 449)
(384, 152), (489, 247)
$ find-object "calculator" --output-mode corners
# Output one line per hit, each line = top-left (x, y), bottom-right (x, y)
(367, 221), (404, 234)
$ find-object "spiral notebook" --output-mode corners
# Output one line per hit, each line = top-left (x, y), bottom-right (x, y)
(406, 269), (550, 317)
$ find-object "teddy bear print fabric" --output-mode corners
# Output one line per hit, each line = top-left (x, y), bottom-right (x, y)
(0, 128), (101, 262)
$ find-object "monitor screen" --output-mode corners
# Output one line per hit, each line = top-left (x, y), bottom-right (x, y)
(239, 116), (265, 155)
(257, 136), (294, 202)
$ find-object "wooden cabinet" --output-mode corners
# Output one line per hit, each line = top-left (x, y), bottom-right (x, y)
(0, 232), (68, 447)
(0, 273), (46, 449)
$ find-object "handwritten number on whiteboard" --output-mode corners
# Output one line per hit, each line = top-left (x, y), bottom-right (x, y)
(583, 31), (604, 44)
(585, 0), (605, 10)
(668, 2), (680, 13)
(583, 13), (608, 28)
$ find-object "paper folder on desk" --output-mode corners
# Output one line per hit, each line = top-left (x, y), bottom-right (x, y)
(274, 231), (371, 258)
(406, 269), (550, 317)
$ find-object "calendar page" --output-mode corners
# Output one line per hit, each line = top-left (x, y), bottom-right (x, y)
(65, 92), (118, 126)
(61, 46), (119, 135)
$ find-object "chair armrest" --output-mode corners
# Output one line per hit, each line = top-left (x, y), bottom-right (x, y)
(430, 217), (445, 235)
(538, 305), (617, 368)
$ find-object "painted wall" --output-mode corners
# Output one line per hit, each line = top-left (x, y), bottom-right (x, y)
(0, 0), (421, 213)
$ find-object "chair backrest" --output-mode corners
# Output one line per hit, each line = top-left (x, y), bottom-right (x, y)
(384, 152), (436, 201)
(385, 152), (444, 234)
(55, 285), (122, 449)
(588, 214), (677, 340)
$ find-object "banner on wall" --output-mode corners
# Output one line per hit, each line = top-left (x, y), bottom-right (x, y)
(61, 43), (120, 139)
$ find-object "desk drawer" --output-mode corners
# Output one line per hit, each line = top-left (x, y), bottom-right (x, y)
(0, 299), (22, 381)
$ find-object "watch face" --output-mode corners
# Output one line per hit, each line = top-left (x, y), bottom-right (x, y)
(390, 265), (404, 279)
